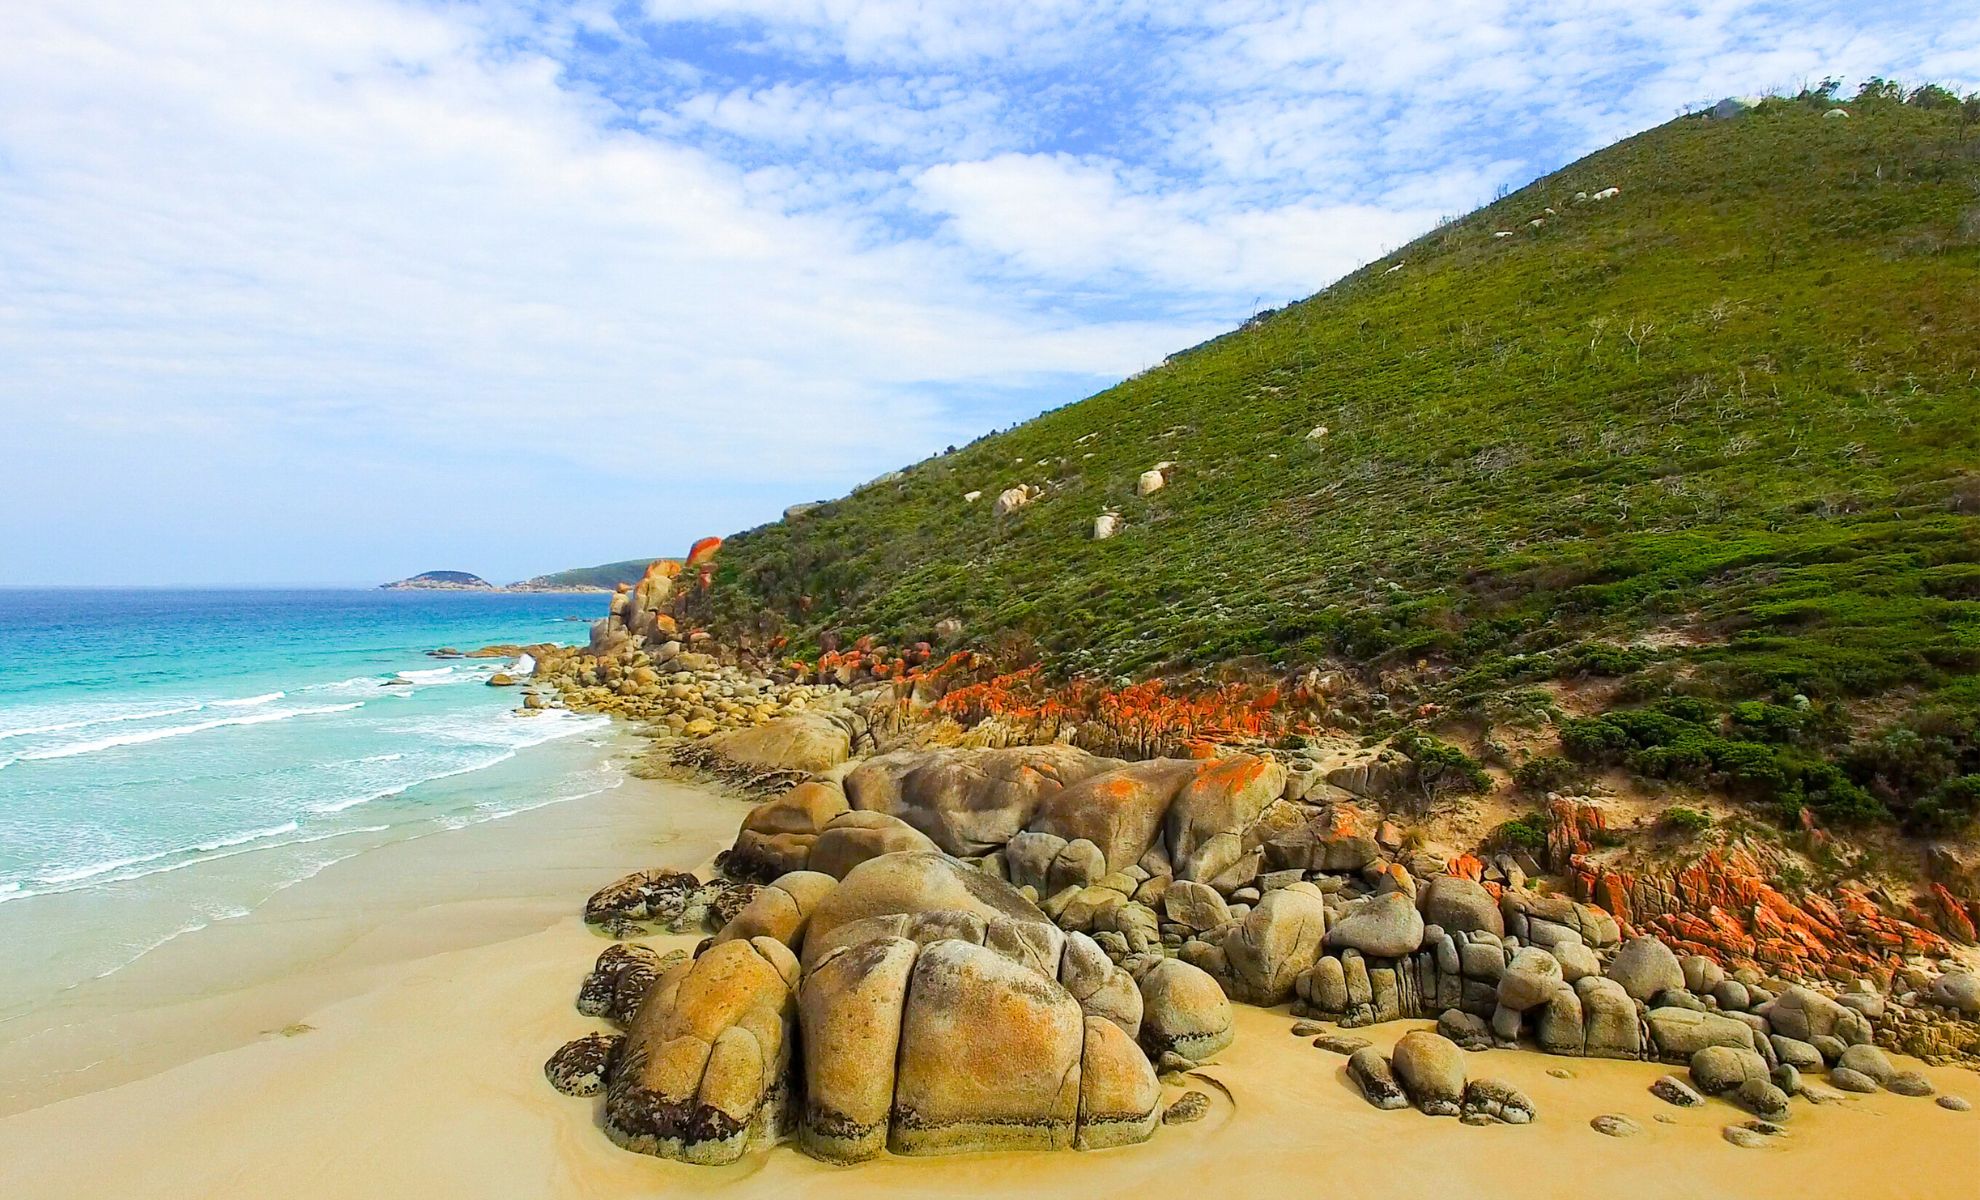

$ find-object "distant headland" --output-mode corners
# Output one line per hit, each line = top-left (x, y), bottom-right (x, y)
(380, 557), (668, 593)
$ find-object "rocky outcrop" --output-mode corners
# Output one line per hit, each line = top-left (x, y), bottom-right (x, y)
(846, 745), (1120, 858)
(574, 852), (1168, 1166)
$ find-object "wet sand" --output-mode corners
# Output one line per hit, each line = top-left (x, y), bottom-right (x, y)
(2, 772), (1977, 1198)
(0, 761), (753, 1116)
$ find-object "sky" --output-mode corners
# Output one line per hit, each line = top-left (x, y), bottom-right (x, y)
(2, 1), (1974, 586)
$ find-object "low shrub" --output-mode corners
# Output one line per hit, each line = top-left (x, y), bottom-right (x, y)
(1659, 805), (1714, 834)
(1512, 754), (1581, 793)
(1490, 814), (1552, 853)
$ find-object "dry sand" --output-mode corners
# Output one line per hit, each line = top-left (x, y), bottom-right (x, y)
(2, 773), (1977, 1199)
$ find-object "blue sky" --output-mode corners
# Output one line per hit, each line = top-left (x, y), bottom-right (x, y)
(2, 0), (1974, 585)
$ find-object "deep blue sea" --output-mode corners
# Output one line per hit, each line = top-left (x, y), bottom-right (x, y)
(0, 589), (616, 1000)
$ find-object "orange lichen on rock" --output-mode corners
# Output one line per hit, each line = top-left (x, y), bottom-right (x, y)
(1545, 794), (1606, 871)
(1567, 845), (1957, 980)
(1446, 853), (1485, 882)
(918, 665), (1305, 760)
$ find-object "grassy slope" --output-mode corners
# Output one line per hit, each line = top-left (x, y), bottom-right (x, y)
(517, 558), (661, 589)
(705, 93), (1980, 830)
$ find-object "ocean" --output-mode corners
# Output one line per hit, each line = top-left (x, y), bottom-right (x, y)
(0, 588), (617, 1012)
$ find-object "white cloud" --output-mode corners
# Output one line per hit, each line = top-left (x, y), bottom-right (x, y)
(1, 0), (1972, 583)
(914, 153), (1434, 296)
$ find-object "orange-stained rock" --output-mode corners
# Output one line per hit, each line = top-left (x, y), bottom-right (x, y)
(1447, 853), (1485, 882)
(1566, 846), (1956, 979)
(686, 536), (722, 567)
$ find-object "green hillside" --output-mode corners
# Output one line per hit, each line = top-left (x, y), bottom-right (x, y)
(515, 558), (661, 590)
(700, 86), (1980, 833)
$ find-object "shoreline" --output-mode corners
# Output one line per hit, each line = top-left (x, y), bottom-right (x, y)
(0, 734), (753, 1116)
(3, 934), (1977, 1197)
(2, 719), (1977, 1197)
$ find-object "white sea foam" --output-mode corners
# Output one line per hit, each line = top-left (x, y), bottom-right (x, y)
(5, 823), (390, 905)
(395, 666), (456, 682)
(308, 710), (607, 814)
(13, 703), (363, 763)
(211, 691), (285, 707)
(0, 703), (203, 742)
(33, 821), (304, 885)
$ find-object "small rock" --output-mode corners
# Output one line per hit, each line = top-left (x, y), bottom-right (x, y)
(1831, 1066), (1879, 1093)
(1937, 1095), (1971, 1112)
(1437, 1009), (1493, 1051)
(1548, 1067), (1575, 1079)
(1838, 1043), (1894, 1083)
(1691, 1045), (1767, 1096)
(1590, 1114), (1641, 1137)
(1347, 1047), (1408, 1110)
(1162, 1090), (1211, 1125)
(1886, 1071), (1934, 1097)
(1723, 1125), (1770, 1149)
(1460, 1077), (1535, 1125)
(1291, 1020), (1328, 1037)
(1650, 1075), (1704, 1107)
(544, 1033), (621, 1097)
(1736, 1077), (1791, 1120)
(1392, 1029), (1467, 1117)
(1313, 1033), (1372, 1055)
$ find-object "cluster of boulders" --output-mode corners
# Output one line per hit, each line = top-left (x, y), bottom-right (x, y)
(526, 610), (1980, 1168)
(1345, 1031), (1536, 1124)
(532, 640), (844, 740)
(547, 852), (1234, 1164)
(581, 866), (760, 939)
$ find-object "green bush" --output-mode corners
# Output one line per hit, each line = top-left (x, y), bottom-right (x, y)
(1910, 775), (1980, 834)
(1660, 805), (1714, 834)
(1512, 754), (1581, 793)
(1490, 814), (1552, 853)
(1395, 731), (1492, 796)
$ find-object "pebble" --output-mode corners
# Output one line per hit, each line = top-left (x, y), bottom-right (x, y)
(1723, 1125), (1772, 1149)
(1886, 1071), (1934, 1097)
(1548, 1067), (1575, 1079)
(1590, 1114), (1641, 1137)
(1290, 1020), (1328, 1037)
(1162, 1090), (1210, 1125)
(1938, 1095), (1971, 1112)
(1650, 1074), (1704, 1107)
(1312, 1033), (1372, 1055)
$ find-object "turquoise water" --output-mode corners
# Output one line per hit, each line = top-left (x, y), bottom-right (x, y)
(0, 589), (617, 1001)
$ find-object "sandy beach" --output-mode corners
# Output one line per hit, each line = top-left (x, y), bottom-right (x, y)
(3, 759), (1977, 1200)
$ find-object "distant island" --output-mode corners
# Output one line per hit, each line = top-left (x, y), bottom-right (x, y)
(381, 557), (667, 593)
(381, 571), (496, 591)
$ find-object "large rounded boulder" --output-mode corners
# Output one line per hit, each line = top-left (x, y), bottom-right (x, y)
(845, 745), (1116, 856)
(888, 939), (1087, 1154)
(1220, 881), (1328, 1004)
(1028, 759), (1200, 873)
(807, 812), (942, 880)
(1605, 936), (1685, 1003)
(1391, 1029), (1467, 1117)
(1165, 755), (1289, 881)
(1419, 875), (1504, 938)
(729, 782), (850, 877)
(604, 936), (802, 1165)
(1127, 954), (1235, 1063)
(1324, 891), (1425, 957)
(592, 851), (1169, 1166)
